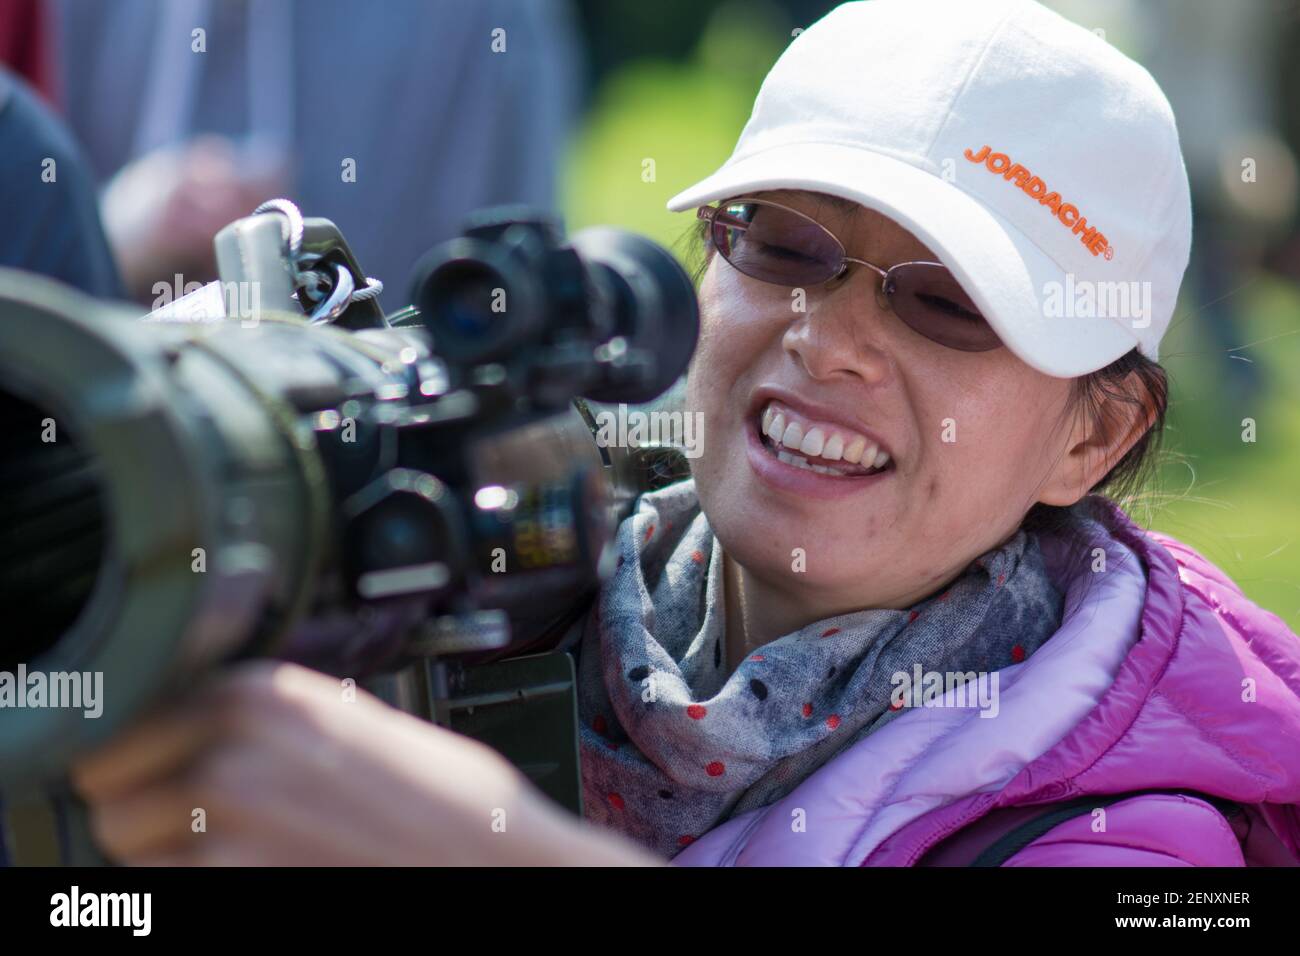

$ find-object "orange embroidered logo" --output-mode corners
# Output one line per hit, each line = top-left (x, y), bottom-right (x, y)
(964, 145), (1114, 260)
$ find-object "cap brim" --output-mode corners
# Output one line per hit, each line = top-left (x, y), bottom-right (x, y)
(667, 142), (1138, 378)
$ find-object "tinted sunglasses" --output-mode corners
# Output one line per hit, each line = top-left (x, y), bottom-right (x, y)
(697, 197), (1003, 352)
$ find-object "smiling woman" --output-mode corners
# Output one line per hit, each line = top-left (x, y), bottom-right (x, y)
(687, 188), (1169, 549)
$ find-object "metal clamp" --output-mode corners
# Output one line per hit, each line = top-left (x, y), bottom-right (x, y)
(306, 261), (355, 324)
(251, 198), (385, 325)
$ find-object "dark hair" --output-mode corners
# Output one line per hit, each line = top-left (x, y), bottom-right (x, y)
(679, 218), (1169, 525)
(1022, 349), (1167, 540)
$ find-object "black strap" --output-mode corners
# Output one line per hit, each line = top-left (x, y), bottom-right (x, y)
(968, 788), (1242, 867)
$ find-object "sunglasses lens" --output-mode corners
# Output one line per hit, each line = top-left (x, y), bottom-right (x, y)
(710, 201), (842, 286)
(887, 263), (1001, 351)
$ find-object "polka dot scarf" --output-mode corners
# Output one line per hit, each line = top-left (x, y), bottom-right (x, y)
(574, 478), (1064, 860)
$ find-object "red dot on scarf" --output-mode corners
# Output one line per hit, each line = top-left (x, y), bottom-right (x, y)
(691, 550), (705, 564)
(592, 714), (608, 736)
(706, 761), (725, 777)
(749, 654), (765, 662)
(678, 835), (696, 846)
(1011, 644), (1026, 662)
(826, 714), (841, 730)
(687, 704), (707, 720)
(802, 702), (813, 718)
(605, 740), (620, 751)
(997, 573), (1006, 586)
(908, 610), (920, 623)
(938, 590), (951, 602)
(644, 524), (655, 542)
(821, 627), (840, 638)
(607, 792), (625, 810)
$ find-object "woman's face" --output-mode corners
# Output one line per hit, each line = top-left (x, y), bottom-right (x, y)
(687, 190), (1079, 613)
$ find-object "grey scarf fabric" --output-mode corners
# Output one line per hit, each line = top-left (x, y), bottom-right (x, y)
(574, 478), (1065, 860)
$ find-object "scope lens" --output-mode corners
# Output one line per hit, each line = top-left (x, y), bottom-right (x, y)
(0, 387), (108, 670)
(424, 262), (505, 340)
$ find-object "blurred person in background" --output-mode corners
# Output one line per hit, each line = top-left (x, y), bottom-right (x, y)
(53, 0), (581, 306)
(0, 65), (121, 298)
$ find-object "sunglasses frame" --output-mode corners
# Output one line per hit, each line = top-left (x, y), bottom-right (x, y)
(696, 196), (1003, 352)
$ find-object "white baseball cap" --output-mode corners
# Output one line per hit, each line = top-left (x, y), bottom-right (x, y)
(666, 0), (1192, 378)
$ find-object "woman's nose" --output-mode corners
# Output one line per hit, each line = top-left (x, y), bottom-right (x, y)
(781, 279), (895, 386)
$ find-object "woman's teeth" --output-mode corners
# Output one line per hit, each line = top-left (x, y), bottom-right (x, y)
(759, 401), (892, 477)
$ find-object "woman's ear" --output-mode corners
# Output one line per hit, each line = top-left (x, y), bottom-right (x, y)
(1037, 371), (1158, 507)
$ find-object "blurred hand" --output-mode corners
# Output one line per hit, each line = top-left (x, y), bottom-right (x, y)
(70, 660), (661, 866)
(101, 135), (287, 300)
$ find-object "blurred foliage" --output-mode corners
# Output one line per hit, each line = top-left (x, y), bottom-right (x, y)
(561, 0), (1300, 629)
(570, 0), (837, 90)
(562, 1), (791, 252)
(1150, 277), (1300, 629)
